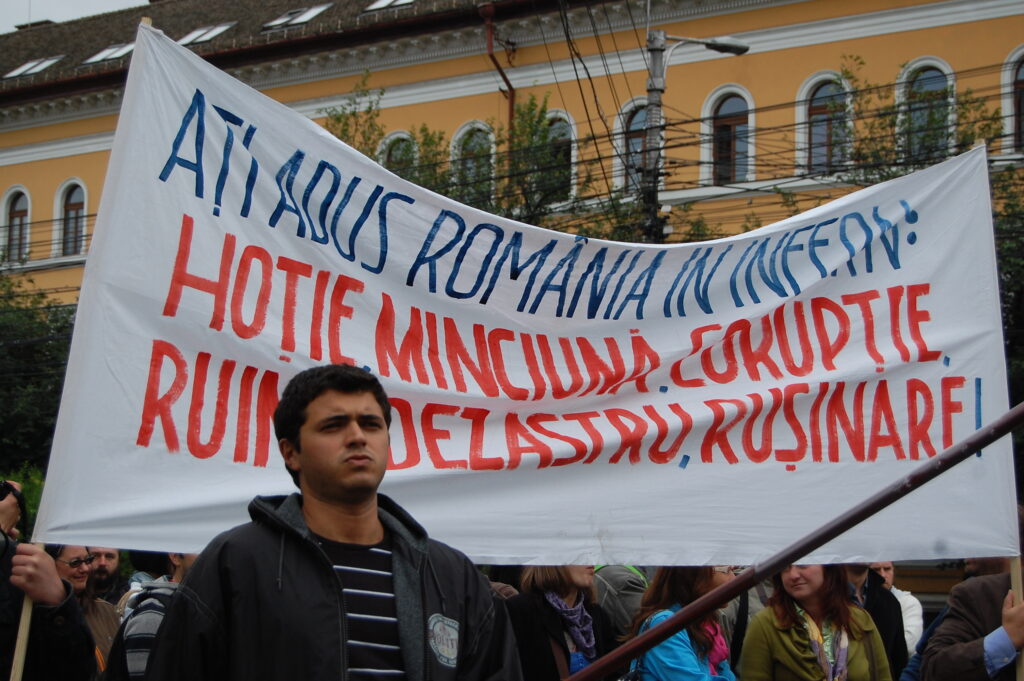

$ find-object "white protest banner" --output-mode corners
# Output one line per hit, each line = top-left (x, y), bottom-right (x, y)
(34, 25), (1017, 565)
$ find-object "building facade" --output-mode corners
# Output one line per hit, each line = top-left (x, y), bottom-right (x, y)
(2, 0), (1021, 301)
(1, 0), (1022, 612)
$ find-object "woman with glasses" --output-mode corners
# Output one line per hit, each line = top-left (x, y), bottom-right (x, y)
(626, 566), (738, 680)
(46, 545), (120, 673)
(739, 564), (892, 681)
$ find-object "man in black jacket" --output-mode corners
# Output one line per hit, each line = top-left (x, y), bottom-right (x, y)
(147, 364), (522, 681)
(847, 563), (908, 678)
(0, 481), (95, 681)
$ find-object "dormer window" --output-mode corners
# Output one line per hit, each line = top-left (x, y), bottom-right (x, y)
(178, 22), (237, 45)
(83, 43), (135, 64)
(263, 3), (332, 29)
(4, 55), (63, 78)
(366, 0), (414, 9)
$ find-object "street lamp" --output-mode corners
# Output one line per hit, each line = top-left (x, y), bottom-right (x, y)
(642, 30), (749, 241)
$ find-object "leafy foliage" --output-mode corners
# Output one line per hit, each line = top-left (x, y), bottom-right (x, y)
(832, 55), (1003, 185)
(322, 73), (388, 161)
(0, 463), (45, 536)
(322, 78), (648, 240)
(992, 166), (1024, 402)
(0, 275), (74, 472)
(827, 58), (1023, 416)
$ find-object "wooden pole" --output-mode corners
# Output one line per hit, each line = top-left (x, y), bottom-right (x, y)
(8, 594), (32, 681)
(568, 400), (1024, 681)
(1012, 556), (1023, 681)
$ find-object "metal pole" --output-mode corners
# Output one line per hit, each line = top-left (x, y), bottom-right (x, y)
(643, 30), (666, 243)
(567, 400), (1024, 681)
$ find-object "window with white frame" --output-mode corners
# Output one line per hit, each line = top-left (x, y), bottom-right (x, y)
(1015, 59), (1024, 152)
(623, 106), (647, 192)
(366, 0), (414, 10)
(453, 126), (493, 208)
(4, 55), (63, 79)
(61, 185), (86, 257)
(264, 4), (333, 30)
(713, 95), (749, 184)
(547, 117), (574, 202)
(178, 23), (237, 45)
(905, 67), (950, 162)
(83, 43), (134, 64)
(381, 134), (416, 179)
(807, 81), (847, 174)
(5, 192), (29, 261)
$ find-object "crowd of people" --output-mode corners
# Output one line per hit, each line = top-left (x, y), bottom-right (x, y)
(0, 364), (1019, 681)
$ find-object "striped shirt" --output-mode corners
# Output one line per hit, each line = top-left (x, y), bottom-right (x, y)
(316, 532), (405, 679)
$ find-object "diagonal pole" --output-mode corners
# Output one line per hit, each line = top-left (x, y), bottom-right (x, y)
(568, 400), (1024, 681)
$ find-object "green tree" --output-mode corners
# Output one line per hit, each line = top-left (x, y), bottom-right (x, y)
(826, 58), (1024, 419)
(322, 79), (647, 240)
(992, 165), (1024, 405)
(0, 463), (45, 535)
(674, 57), (1024, 423)
(831, 55), (1003, 185)
(0, 274), (75, 471)
(322, 73), (388, 161)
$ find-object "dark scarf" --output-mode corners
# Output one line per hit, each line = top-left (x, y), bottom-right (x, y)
(544, 591), (597, 659)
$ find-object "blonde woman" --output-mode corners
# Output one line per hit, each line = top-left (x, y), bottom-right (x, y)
(505, 566), (619, 680)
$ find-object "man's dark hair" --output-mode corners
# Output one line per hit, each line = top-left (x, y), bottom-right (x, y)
(129, 550), (173, 577)
(274, 364), (392, 487)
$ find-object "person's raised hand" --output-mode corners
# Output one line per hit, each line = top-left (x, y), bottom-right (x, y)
(1002, 590), (1024, 649)
(10, 543), (65, 606)
(0, 481), (21, 538)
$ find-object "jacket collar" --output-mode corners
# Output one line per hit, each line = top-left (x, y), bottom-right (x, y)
(248, 492), (429, 555)
(769, 604), (878, 637)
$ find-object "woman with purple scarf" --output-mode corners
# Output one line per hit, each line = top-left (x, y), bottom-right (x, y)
(625, 566), (737, 681)
(739, 564), (892, 681)
(506, 566), (619, 680)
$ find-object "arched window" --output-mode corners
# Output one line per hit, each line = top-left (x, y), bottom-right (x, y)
(454, 127), (493, 208)
(5, 192), (28, 261)
(624, 106), (647, 191)
(713, 95), (749, 184)
(382, 135), (416, 179)
(61, 184), (85, 256)
(547, 118), (573, 202)
(906, 67), (949, 161)
(1015, 60), (1024, 152)
(808, 82), (846, 174)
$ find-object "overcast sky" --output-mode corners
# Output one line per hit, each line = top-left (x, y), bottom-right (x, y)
(2, 0), (145, 36)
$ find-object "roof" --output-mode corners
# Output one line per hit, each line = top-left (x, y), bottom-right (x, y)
(0, 0), (550, 106)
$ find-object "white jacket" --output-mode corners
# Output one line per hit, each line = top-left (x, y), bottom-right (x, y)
(891, 585), (924, 654)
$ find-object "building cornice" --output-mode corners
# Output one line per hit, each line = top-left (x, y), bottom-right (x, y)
(1, 0), (1020, 137)
(0, 0), (798, 131)
(0, 130), (115, 167)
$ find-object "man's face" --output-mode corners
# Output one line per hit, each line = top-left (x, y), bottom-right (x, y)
(280, 390), (389, 505)
(170, 553), (199, 583)
(870, 562), (894, 589)
(90, 547), (119, 582)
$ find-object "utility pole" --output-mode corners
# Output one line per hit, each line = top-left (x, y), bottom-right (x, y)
(643, 30), (667, 243)
(641, 31), (749, 243)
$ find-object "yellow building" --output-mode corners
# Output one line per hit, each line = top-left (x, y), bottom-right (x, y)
(1, 0), (1021, 307)
(1, 0), (1021, 610)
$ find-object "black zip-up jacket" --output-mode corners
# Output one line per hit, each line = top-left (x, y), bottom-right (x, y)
(144, 493), (523, 681)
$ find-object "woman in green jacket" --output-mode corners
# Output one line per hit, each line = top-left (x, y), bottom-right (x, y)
(739, 564), (891, 681)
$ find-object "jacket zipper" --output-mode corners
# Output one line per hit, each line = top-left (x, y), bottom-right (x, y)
(310, 538), (349, 681)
